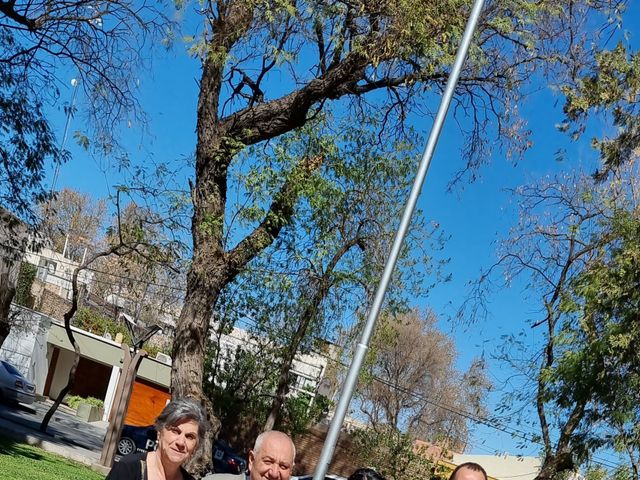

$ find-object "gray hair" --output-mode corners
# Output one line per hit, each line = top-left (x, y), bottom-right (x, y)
(155, 398), (209, 447)
(253, 430), (296, 462)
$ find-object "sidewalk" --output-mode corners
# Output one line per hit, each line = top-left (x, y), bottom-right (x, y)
(0, 399), (106, 468)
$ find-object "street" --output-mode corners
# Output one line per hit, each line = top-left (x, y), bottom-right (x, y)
(0, 399), (106, 455)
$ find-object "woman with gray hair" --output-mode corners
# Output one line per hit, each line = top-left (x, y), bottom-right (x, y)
(107, 398), (209, 480)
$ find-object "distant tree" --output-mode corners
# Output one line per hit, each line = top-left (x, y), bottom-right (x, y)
(203, 333), (331, 450)
(355, 309), (489, 450)
(92, 200), (184, 331)
(352, 425), (441, 480)
(38, 188), (107, 261)
(14, 262), (36, 308)
(40, 192), (180, 433)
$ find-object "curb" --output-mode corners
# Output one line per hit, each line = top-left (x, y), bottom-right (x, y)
(0, 417), (99, 467)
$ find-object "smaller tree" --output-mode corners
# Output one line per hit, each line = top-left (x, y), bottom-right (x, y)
(0, 207), (41, 348)
(346, 309), (489, 480)
(14, 262), (36, 308)
(203, 333), (330, 451)
(353, 425), (441, 480)
(356, 309), (488, 449)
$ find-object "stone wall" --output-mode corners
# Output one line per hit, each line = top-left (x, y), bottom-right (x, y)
(34, 280), (72, 321)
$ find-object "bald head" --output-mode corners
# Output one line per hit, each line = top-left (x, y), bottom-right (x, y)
(249, 431), (296, 480)
(449, 463), (488, 480)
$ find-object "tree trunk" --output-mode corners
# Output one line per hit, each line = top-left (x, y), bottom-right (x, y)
(534, 451), (575, 480)
(172, 255), (227, 476)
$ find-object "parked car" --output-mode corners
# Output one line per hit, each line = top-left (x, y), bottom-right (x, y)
(212, 439), (246, 475)
(116, 424), (245, 474)
(0, 360), (35, 405)
(117, 424), (158, 456)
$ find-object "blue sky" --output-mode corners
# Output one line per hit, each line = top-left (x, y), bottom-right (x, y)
(42, 1), (640, 464)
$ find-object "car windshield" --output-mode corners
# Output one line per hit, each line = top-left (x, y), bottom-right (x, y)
(1, 361), (23, 377)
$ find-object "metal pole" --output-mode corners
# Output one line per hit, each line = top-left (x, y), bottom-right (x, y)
(311, 1), (486, 478)
(50, 78), (79, 196)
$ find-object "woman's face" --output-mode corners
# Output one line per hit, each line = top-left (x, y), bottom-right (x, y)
(157, 419), (199, 465)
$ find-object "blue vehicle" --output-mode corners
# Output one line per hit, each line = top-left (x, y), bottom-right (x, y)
(212, 439), (246, 475)
(117, 424), (246, 474)
(0, 360), (36, 405)
(117, 424), (158, 456)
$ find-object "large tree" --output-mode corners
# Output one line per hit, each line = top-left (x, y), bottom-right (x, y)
(555, 208), (640, 480)
(171, 0), (623, 440)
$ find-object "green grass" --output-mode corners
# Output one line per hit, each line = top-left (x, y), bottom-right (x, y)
(0, 438), (105, 479)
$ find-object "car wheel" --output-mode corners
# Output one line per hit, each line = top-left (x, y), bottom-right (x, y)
(117, 437), (137, 456)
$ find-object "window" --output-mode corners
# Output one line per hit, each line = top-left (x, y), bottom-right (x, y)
(37, 259), (57, 281)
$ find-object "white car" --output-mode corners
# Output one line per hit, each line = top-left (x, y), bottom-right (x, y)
(0, 360), (36, 405)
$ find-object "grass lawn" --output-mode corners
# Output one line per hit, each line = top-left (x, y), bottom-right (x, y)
(0, 437), (105, 479)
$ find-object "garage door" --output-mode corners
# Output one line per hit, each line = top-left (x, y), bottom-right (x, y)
(125, 377), (171, 426)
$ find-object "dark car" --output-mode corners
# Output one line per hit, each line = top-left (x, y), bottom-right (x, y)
(117, 424), (245, 474)
(212, 439), (246, 475)
(0, 360), (36, 405)
(117, 424), (158, 456)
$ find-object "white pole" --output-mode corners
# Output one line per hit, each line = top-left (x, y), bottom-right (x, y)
(311, 1), (487, 478)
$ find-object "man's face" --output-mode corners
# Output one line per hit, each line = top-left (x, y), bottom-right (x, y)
(248, 433), (295, 480)
(453, 467), (486, 480)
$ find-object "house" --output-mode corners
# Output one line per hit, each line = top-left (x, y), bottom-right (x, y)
(23, 246), (94, 302)
(0, 305), (171, 425)
(0, 207), (39, 345)
(212, 324), (333, 404)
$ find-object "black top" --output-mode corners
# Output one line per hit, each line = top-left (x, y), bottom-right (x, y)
(106, 452), (195, 480)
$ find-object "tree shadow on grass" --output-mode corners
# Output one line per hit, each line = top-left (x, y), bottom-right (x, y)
(0, 438), (47, 460)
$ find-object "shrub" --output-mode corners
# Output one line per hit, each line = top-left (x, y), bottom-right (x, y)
(73, 307), (132, 345)
(66, 395), (104, 410)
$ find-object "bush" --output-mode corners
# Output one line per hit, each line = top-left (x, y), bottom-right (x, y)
(14, 262), (36, 308)
(73, 307), (132, 345)
(66, 395), (104, 410)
